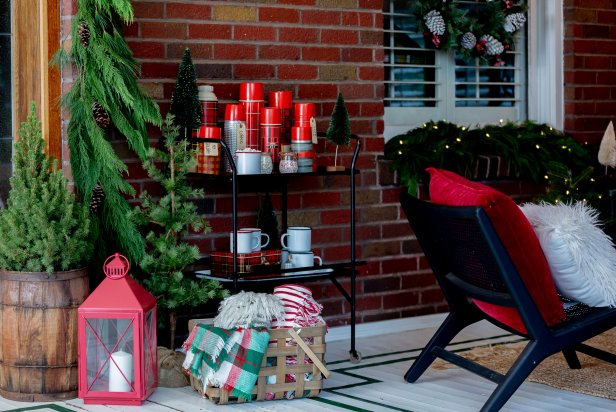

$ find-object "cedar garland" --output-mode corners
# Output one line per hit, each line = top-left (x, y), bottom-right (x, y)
(55, 0), (161, 264)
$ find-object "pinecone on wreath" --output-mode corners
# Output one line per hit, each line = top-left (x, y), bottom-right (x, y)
(92, 102), (111, 129)
(460, 32), (477, 49)
(77, 21), (90, 47)
(424, 10), (446, 36)
(503, 12), (526, 33)
(480, 34), (504, 56)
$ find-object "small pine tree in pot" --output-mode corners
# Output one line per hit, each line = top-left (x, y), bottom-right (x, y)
(326, 92), (351, 172)
(0, 104), (93, 401)
(132, 114), (228, 347)
(0, 103), (93, 272)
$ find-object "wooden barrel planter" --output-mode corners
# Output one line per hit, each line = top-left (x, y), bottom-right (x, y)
(0, 268), (89, 401)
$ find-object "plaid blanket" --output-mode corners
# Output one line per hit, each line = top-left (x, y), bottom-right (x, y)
(182, 324), (270, 401)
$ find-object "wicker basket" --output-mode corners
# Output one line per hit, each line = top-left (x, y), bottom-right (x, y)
(187, 319), (327, 404)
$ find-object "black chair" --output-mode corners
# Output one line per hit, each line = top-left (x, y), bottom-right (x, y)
(400, 191), (616, 412)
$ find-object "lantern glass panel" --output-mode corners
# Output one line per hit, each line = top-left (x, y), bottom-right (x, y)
(144, 309), (157, 390)
(85, 317), (135, 393)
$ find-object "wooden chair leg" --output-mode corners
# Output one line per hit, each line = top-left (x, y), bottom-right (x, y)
(405, 309), (479, 383)
(481, 340), (544, 412)
(562, 348), (581, 369)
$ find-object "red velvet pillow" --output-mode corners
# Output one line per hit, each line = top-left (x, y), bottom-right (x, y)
(426, 168), (565, 333)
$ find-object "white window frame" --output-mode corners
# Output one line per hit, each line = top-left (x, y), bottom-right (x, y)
(384, 0), (563, 140)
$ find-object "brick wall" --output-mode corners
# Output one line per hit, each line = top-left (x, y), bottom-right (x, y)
(563, 0), (616, 145)
(59, 1), (616, 332)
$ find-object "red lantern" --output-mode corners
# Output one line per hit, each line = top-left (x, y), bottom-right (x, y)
(77, 253), (157, 405)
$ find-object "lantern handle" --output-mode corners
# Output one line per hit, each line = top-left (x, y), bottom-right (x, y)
(103, 253), (130, 280)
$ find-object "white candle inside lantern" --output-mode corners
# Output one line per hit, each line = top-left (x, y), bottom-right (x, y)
(109, 350), (134, 392)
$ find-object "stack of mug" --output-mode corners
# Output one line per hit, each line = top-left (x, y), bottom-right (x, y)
(280, 226), (322, 270)
(292, 103), (316, 173)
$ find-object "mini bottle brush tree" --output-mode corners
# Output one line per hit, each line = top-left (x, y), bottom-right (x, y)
(131, 114), (227, 347)
(55, 0), (162, 266)
(169, 48), (201, 136)
(326, 92), (351, 172)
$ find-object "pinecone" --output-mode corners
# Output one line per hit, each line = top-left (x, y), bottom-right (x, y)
(424, 10), (446, 36)
(503, 12), (526, 33)
(480, 34), (505, 56)
(89, 184), (105, 214)
(77, 21), (90, 47)
(460, 32), (477, 49)
(92, 102), (111, 128)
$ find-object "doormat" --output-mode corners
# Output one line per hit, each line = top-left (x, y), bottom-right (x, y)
(432, 328), (616, 400)
(2, 405), (76, 412)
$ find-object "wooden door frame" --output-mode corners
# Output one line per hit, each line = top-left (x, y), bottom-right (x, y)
(12, 0), (61, 162)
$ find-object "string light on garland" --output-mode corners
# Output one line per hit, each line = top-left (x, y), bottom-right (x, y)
(412, 0), (527, 66)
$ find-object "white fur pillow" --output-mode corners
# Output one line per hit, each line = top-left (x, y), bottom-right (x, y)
(520, 202), (616, 307)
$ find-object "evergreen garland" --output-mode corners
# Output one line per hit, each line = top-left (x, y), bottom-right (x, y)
(131, 114), (227, 347)
(169, 48), (201, 133)
(385, 120), (592, 198)
(0, 104), (93, 273)
(55, 0), (161, 266)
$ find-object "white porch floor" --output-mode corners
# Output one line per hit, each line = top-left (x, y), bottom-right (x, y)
(1, 314), (615, 411)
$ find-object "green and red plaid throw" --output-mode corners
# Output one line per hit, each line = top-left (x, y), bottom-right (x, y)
(182, 324), (270, 401)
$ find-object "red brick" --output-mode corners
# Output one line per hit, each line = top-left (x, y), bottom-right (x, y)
(141, 62), (180, 79)
(342, 48), (373, 62)
(166, 3), (211, 19)
(302, 47), (340, 62)
(321, 244), (353, 262)
(278, 0), (316, 4)
(140, 22), (187, 39)
(298, 83), (338, 99)
(259, 45), (300, 61)
(301, 10), (340, 25)
(319, 209), (350, 225)
(302, 191), (341, 208)
(123, 23), (139, 37)
(213, 44), (257, 60)
(360, 30), (383, 46)
(321, 29), (358, 45)
(128, 41), (165, 59)
(133, 2), (164, 19)
(340, 83), (374, 99)
(382, 257), (417, 275)
(279, 27), (319, 43)
(234, 25), (276, 42)
(312, 227), (344, 244)
(360, 102), (384, 117)
(259, 7), (299, 23)
(167, 43), (213, 59)
(383, 291), (419, 309)
(359, 0), (383, 9)
(278, 64), (318, 80)
(190, 24), (232, 40)
(233, 64), (275, 79)
(381, 187), (401, 203)
(356, 295), (382, 311)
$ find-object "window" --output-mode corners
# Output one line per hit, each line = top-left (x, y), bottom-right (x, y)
(0, 2), (10, 207)
(383, 0), (528, 140)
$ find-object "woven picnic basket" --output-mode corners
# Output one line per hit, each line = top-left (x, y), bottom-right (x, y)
(187, 319), (328, 404)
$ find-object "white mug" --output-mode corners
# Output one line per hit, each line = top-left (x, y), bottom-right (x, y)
(230, 230), (259, 254)
(240, 227), (270, 251)
(288, 251), (322, 268)
(280, 226), (311, 252)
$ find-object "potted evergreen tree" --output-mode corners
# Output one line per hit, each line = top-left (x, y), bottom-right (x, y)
(132, 114), (228, 348)
(0, 104), (93, 401)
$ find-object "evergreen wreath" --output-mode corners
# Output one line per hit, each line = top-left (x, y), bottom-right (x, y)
(413, 0), (527, 66)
